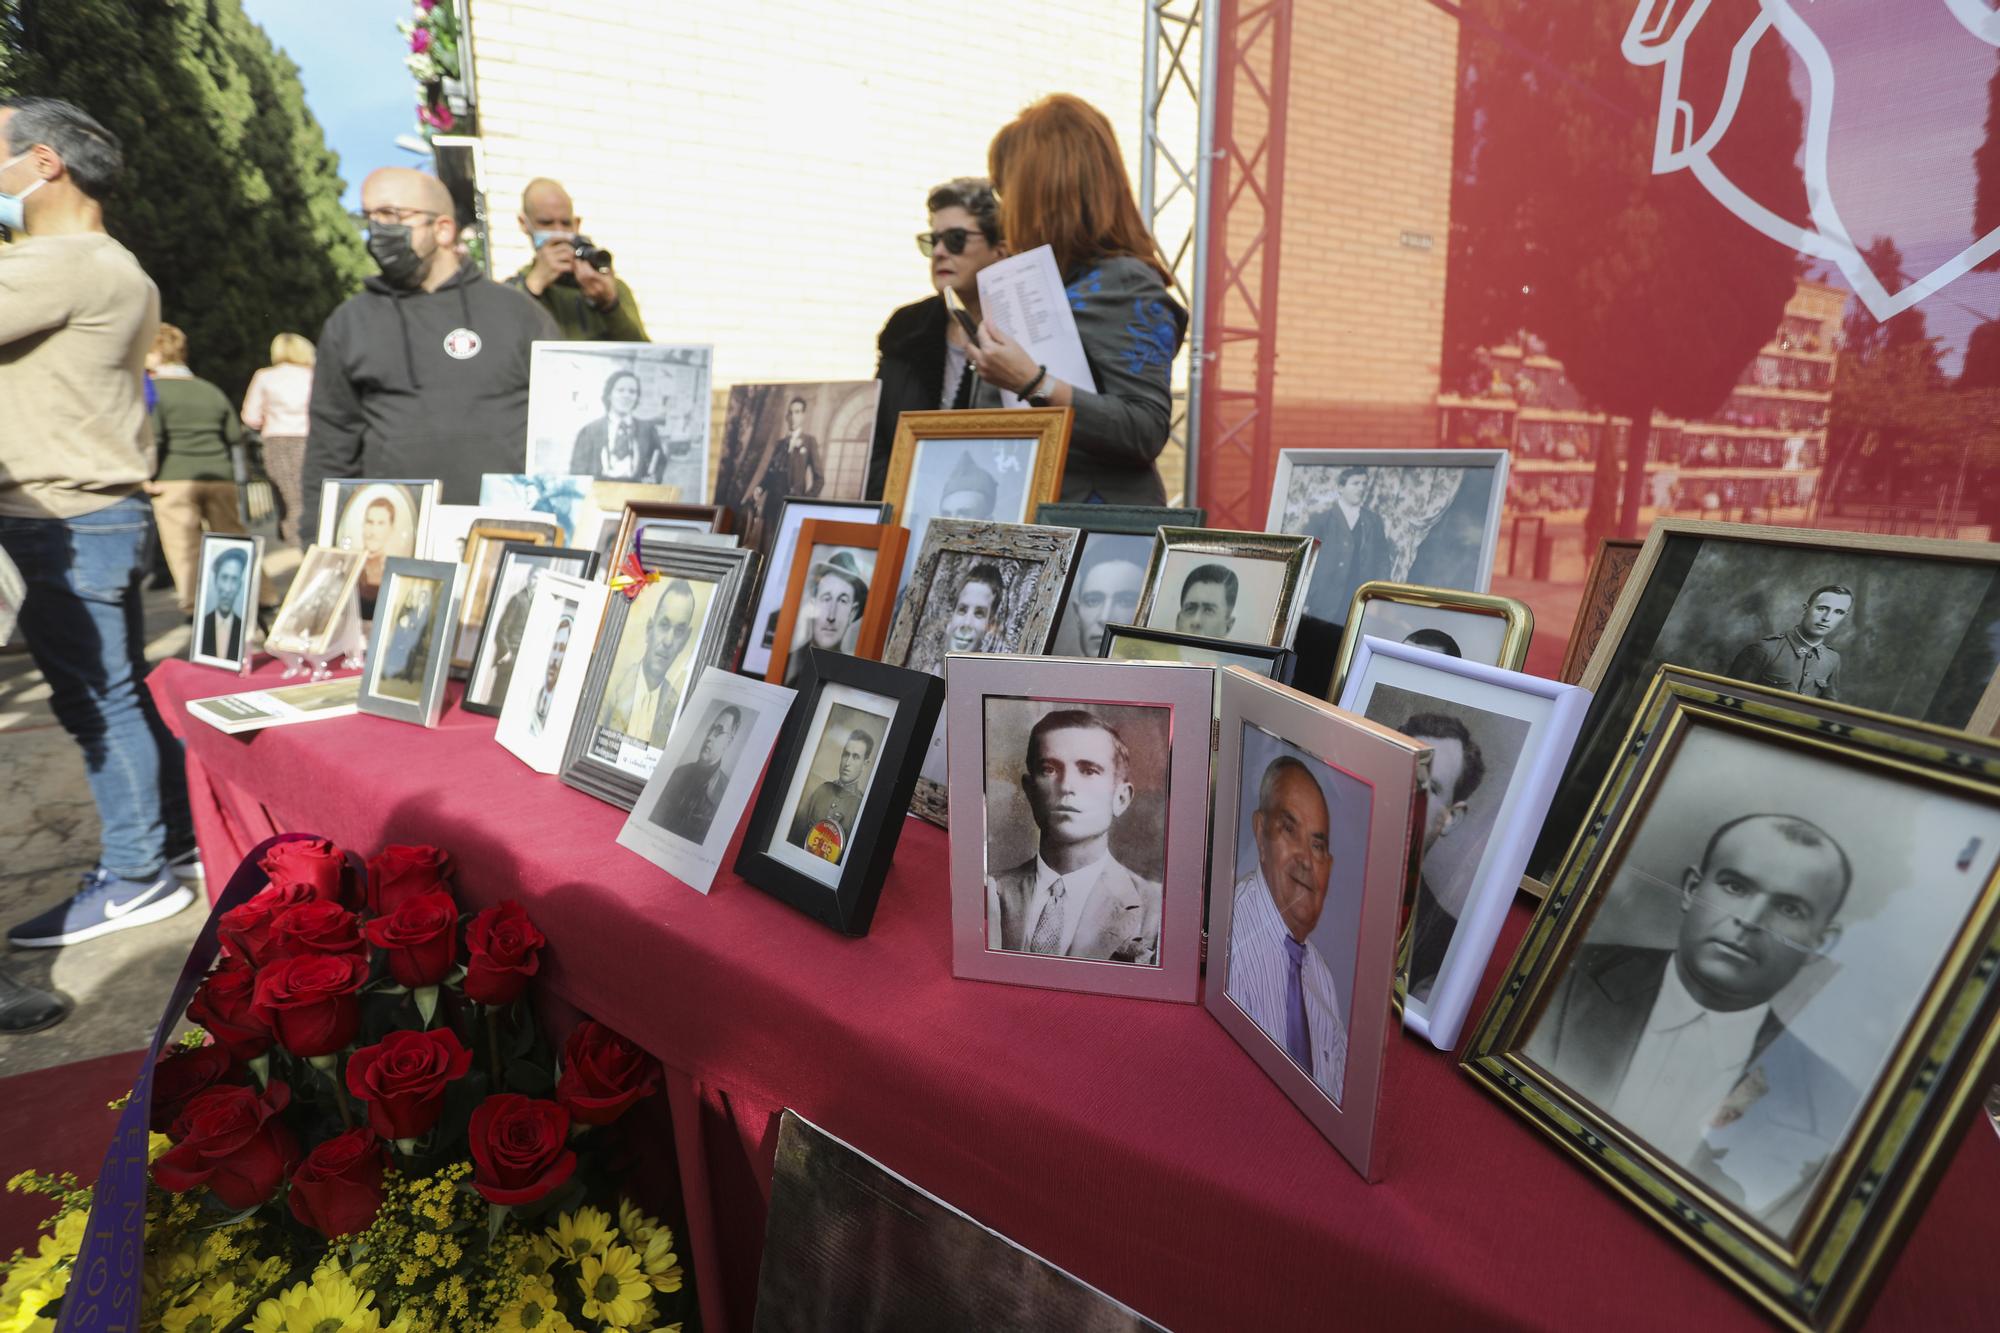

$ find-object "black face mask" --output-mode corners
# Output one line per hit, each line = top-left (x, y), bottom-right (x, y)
(366, 223), (429, 289)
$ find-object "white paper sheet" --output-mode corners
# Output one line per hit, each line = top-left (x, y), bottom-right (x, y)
(975, 245), (1097, 407)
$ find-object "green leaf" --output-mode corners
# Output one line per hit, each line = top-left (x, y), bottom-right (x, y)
(415, 985), (440, 1028)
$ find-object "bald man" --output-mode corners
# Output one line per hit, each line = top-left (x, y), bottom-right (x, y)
(507, 177), (649, 342)
(303, 167), (559, 537)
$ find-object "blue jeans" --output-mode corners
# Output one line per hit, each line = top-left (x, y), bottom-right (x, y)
(0, 494), (193, 880)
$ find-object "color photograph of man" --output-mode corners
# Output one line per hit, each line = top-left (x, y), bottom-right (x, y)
(1060, 535), (1147, 657)
(195, 547), (249, 662)
(1725, 584), (1851, 699)
(1399, 713), (1485, 1002)
(570, 368), (669, 482)
(1302, 466), (1390, 626)
(1524, 813), (1858, 1231)
(784, 549), (869, 685)
(377, 579), (436, 697)
(1226, 754), (1349, 1102)
(984, 708), (1163, 964)
(787, 721), (881, 863)
(1174, 562), (1237, 639)
(598, 578), (702, 753)
(652, 704), (743, 843)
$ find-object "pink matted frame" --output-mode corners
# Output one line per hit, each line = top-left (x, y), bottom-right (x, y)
(946, 655), (1213, 1004)
(1203, 666), (1428, 1181)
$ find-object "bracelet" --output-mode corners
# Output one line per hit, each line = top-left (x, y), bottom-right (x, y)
(1018, 365), (1049, 399)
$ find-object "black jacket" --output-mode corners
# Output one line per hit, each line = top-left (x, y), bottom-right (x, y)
(302, 261), (560, 537)
(868, 294), (955, 499)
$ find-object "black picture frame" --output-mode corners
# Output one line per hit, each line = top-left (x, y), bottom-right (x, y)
(1097, 622), (1297, 685)
(1031, 501), (1206, 533)
(460, 542), (600, 717)
(734, 648), (944, 936)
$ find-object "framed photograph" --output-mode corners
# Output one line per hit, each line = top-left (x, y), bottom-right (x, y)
(560, 544), (760, 810)
(188, 533), (261, 671)
(1033, 502), (1203, 657)
(1527, 520), (2000, 890)
(424, 503), (550, 563)
(266, 545), (365, 659)
(947, 656), (1211, 1003)
(187, 676), (360, 734)
(1558, 537), (1645, 684)
(478, 473), (598, 546)
(1204, 667), (1427, 1179)
(451, 519), (561, 671)
(494, 571), (610, 775)
(1337, 635), (1590, 1049)
(713, 380), (885, 554)
(1098, 623), (1295, 685)
(880, 407), (1072, 591)
(357, 557), (462, 728)
(764, 519), (909, 687)
(1464, 667), (2000, 1333)
(606, 501), (731, 572)
(1327, 581), (1533, 703)
(1132, 527), (1315, 650)
(881, 518), (1082, 824)
(1265, 448), (1508, 630)
(461, 542), (599, 716)
(525, 341), (713, 499)
(617, 668), (796, 894)
(316, 478), (440, 613)
(735, 649), (945, 936)
(740, 498), (893, 677)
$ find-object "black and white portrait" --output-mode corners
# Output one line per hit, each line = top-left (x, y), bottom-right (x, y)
(714, 381), (882, 556)
(1051, 531), (1151, 657)
(1145, 552), (1287, 645)
(372, 575), (441, 702)
(528, 603), (578, 741)
(895, 437), (1039, 589)
(269, 546), (363, 656)
(191, 536), (256, 668)
(980, 700), (1170, 966)
(774, 690), (895, 882)
(742, 500), (887, 675)
(1520, 724), (2000, 1236)
(526, 342), (712, 498)
(1223, 724), (1373, 1106)
(1269, 452), (1505, 626)
(1348, 598), (1514, 667)
(588, 576), (719, 772)
(783, 545), (875, 686)
(902, 551), (1044, 677)
(649, 699), (756, 845)
(322, 480), (429, 614)
(466, 547), (593, 712)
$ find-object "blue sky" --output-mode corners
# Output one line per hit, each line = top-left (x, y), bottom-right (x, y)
(243, 0), (418, 211)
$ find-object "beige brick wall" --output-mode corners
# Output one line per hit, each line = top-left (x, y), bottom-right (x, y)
(467, 1), (1146, 394)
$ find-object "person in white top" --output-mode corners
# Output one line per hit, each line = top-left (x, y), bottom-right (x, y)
(240, 332), (315, 543)
(1226, 755), (1349, 1102)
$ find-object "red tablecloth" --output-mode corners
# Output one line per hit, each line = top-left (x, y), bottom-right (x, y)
(150, 659), (1995, 1332)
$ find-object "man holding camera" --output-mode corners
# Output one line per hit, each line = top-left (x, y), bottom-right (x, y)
(510, 178), (649, 341)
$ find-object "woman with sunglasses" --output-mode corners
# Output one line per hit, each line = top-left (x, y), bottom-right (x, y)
(965, 94), (1188, 506)
(867, 177), (1007, 497)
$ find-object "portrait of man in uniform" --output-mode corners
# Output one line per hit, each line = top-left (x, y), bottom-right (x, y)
(786, 719), (883, 864)
(652, 704), (744, 844)
(1725, 583), (1851, 699)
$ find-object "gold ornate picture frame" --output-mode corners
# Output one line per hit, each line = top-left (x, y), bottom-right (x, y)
(1326, 580), (1533, 702)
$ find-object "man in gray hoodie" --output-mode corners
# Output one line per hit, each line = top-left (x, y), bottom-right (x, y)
(303, 169), (558, 540)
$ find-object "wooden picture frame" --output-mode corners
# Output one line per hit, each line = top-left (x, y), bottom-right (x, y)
(451, 518), (560, 672)
(1328, 581), (1534, 703)
(879, 407), (1072, 590)
(609, 502), (733, 573)
(740, 498), (894, 678)
(764, 519), (909, 685)
(1557, 537), (1644, 684)
(1131, 527), (1316, 650)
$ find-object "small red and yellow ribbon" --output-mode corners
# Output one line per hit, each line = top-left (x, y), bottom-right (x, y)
(609, 550), (659, 601)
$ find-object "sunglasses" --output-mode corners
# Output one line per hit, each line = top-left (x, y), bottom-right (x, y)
(916, 228), (987, 256)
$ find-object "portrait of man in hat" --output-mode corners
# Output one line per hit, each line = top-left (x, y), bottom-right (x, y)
(784, 546), (873, 685)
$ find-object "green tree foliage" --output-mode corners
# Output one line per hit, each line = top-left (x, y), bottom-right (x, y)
(2, 0), (368, 400)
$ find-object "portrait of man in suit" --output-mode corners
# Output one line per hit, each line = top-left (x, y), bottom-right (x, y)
(527, 610), (576, 739)
(1226, 754), (1349, 1102)
(1059, 534), (1148, 657)
(985, 708), (1163, 965)
(1175, 562), (1237, 639)
(599, 578), (700, 753)
(1725, 583), (1852, 700)
(1399, 713), (1486, 1003)
(1523, 812), (1858, 1231)
(196, 547), (249, 663)
(1303, 466), (1390, 626)
(570, 369), (672, 482)
(378, 579), (437, 687)
(653, 704), (744, 844)
(784, 549), (869, 685)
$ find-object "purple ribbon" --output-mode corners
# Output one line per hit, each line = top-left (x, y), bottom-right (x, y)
(55, 834), (341, 1333)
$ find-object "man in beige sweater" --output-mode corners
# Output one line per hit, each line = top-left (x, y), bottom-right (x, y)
(0, 98), (197, 1000)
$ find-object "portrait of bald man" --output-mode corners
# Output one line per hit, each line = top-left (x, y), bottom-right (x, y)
(1226, 753), (1349, 1102)
(304, 167), (559, 538)
(1524, 812), (1859, 1230)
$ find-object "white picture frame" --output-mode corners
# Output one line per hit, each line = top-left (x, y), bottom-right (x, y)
(495, 571), (611, 773)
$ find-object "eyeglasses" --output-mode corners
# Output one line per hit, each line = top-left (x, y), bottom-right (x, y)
(916, 228), (986, 257)
(351, 206), (441, 228)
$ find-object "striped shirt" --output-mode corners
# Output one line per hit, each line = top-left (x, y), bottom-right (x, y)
(1225, 868), (1348, 1104)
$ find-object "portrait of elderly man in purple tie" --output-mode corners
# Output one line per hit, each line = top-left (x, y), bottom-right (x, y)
(1225, 753), (1349, 1103)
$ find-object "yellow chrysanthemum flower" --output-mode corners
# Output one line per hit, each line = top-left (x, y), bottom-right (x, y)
(548, 1207), (615, 1262)
(640, 1230), (684, 1294)
(247, 1271), (385, 1333)
(159, 1281), (244, 1333)
(492, 1283), (573, 1333)
(0, 1283), (58, 1333)
(519, 1235), (560, 1282)
(577, 1246), (649, 1327)
(615, 1199), (657, 1245)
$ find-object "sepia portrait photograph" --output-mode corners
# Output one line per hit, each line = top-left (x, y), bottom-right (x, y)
(526, 342), (713, 499)
(1222, 722), (1373, 1107)
(979, 699), (1171, 967)
(319, 479), (435, 616)
(768, 683), (897, 887)
(478, 473), (599, 546)
(267, 545), (365, 658)
(586, 574), (720, 775)
(713, 381), (883, 555)
(1051, 530), (1152, 657)
(1144, 549), (1289, 646)
(1266, 449), (1508, 628)
(359, 558), (460, 727)
(451, 522), (559, 670)
(463, 544), (596, 715)
(189, 533), (260, 670)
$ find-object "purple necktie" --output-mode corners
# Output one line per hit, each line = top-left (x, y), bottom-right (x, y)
(1283, 935), (1313, 1070)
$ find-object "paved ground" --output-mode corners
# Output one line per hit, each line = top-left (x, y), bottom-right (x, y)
(0, 540), (296, 1078)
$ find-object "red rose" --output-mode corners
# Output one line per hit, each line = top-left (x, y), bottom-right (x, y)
(151, 1043), (241, 1133)
(463, 901), (545, 1006)
(259, 837), (348, 903)
(269, 900), (365, 959)
(287, 1129), (387, 1237)
(366, 844), (454, 917)
(345, 1028), (473, 1140)
(187, 962), (272, 1061)
(360, 891), (459, 988)
(152, 1081), (300, 1209)
(468, 1094), (575, 1207)
(251, 953), (370, 1058)
(218, 883), (317, 966)
(555, 1021), (661, 1127)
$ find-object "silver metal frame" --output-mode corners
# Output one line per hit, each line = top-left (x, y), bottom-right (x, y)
(358, 557), (464, 728)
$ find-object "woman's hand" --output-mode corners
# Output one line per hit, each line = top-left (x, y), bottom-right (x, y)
(968, 320), (1040, 395)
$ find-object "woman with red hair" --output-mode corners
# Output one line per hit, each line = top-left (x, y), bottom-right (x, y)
(966, 94), (1188, 506)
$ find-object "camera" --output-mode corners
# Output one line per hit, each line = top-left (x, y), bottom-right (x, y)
(570, 236), (614, 273)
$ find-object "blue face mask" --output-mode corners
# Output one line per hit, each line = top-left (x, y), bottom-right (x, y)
(531, 229), (574, 251)
(0, 154), (44, 234)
